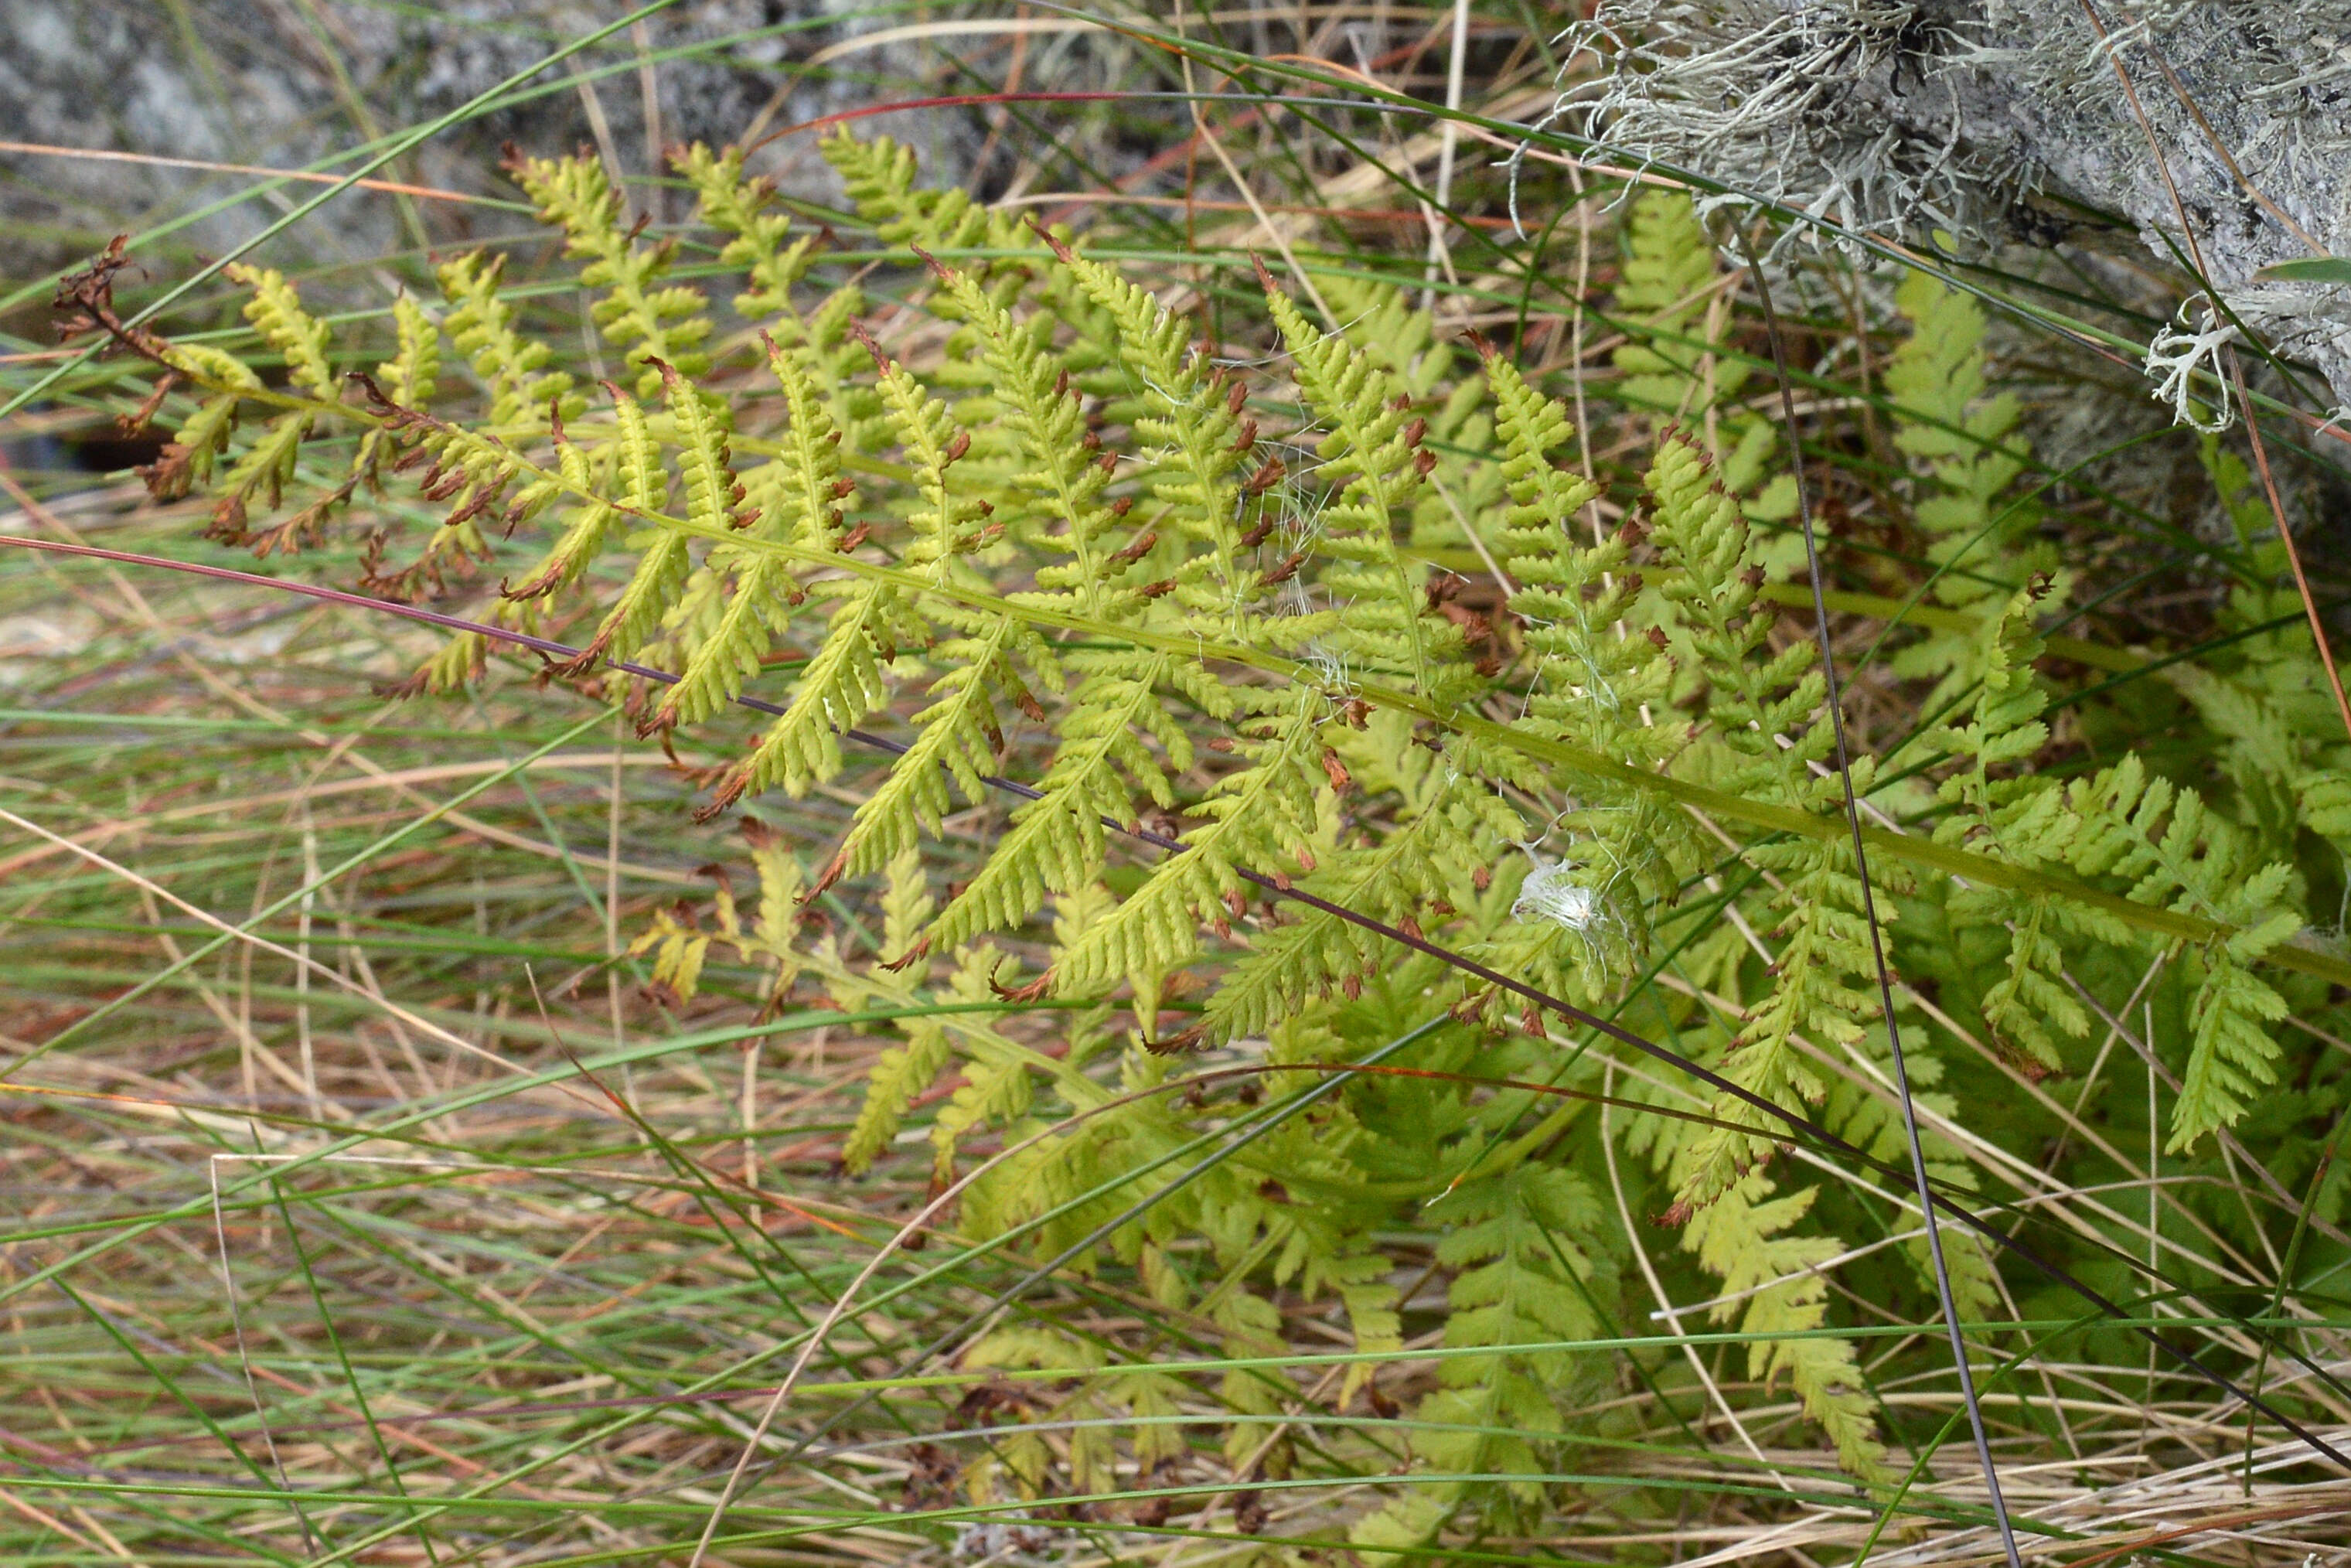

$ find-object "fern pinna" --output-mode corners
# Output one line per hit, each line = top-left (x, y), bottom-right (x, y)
(78, 128), (2351, 1546)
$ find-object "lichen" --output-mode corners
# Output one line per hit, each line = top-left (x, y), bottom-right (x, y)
(1566, 0), (2351, 411)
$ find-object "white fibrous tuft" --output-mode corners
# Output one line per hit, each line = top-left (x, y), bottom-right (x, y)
(1513, 861), (1601, 932)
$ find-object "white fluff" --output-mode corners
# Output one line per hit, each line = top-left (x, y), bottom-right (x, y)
(1513, 863), (1600, 931)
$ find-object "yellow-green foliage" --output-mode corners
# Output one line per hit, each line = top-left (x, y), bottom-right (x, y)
(118, 130), (2339, 1535)
(505, 148), (713, 399)
(1884, 271), (2050, 701)
(1647, 431), (1893, 1205)
(1611, 190), (1791, 515)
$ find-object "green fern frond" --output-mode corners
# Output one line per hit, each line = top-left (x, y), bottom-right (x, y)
(931, 258), (1141, 619)
(499, 424), (616, 605)
(823, 125), (1023, 271)
(647, 329), (856, 733)
(1647, 433), (1881, 1202)
(1615, 1024), (1889, 1484)
(1824, 1022), (2002, 1323)
(2176, 927), (2298, 1151)
(842, 850), (956, 1171)
(436, 251), (578, 433)
(351, 295), (441, 492)
(826, 611), (1041, 893)
(1884, 271), (2046, 699)
(1925, 581), (2107, 1069)
(223, 263), (335, 400)
(560, 381), (687, 673)
(1610, 192), (1786, 510)
(1931, 581), (2057, 827)
(506, 150), (713, 400)
(1317, 274), (1508, 568)
(139, 342), (263, 500)
(703, 571), (905, 814)
(673, 141), (816, 319)
(863, 331), (990, 569)
(2298, 766), (2351, 851)
(662, 357), (744, 533)
(1353, 1163), (1608, 1544)
(1681, 1173), (1893, 1484)
(1262, 271), (1471, 704)
(109, 131), (2351, 1543)
(1948, 864), (2105, 1072)
(1480, 353), (1695, 989)
(843, 1021), (949, 1178)
(931, 1045), (1036, 1174)
(1613, 192), (1719, 365)
(209, 403), (313, 544)
(683, 138), (885, 446)
(1201, 780), (1483, 1045)
(2087, 771), (2298, 1148)
(1428, 1164), (1603, 1396)
(809, 346), (1052, 888)
(1044, 233), (1264, 614)
(639, 556), (767, 735)
(635, 361), (762, 733)
(1647, 434), (1829, 805)
(626, 905), (711, 1008)
(1052, 682), (1327, 1007)
(724, 819), (807, 1010)
(199, 264), (339, 544)
(1969, 749), (2302, 1146)
(926, 650), (1187, 956)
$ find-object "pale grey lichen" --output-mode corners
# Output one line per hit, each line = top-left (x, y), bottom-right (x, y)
(1564, 0), (2351, 411)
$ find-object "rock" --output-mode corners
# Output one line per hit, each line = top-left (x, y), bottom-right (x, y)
(1569, 0), (2351, 413)
(1, 1), (981, 278)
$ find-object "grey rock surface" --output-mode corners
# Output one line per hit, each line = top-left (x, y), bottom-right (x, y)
(1572, 0), (2351, 412)
(0, 2), (979, 282)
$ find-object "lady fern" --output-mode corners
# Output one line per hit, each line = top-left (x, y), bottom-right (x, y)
(1646, 431), (1886, 1207)
(206, 264), (334, 544)
(1612, 189), (1791, 519)
(90, 127), (2351, 1527)
(505, 147), (712, 399)
(1884, 270), (2050, 700)
(1262, 268), (1472, 706)
(437, 249), (578, 434)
